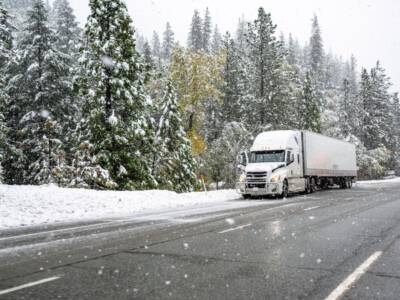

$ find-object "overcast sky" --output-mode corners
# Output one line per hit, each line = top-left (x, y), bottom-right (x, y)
(66, 0), (400, 91)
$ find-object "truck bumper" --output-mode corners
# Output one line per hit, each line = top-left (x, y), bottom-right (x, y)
(237, 182), (283, 196)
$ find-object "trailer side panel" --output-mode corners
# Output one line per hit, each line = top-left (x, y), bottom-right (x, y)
(303, 131), (357, 177)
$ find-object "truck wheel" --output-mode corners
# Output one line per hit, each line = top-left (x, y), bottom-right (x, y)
(243, 194), (252, 200)
(310, 178), (317, 193)
(347, 178), (353, 189)
(305, 178), (312, 194)
(340, 178), (347, 189)
(280, 180), (289, 199)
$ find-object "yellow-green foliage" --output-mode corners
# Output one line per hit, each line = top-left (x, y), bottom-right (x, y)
(169, 46), (225, 155)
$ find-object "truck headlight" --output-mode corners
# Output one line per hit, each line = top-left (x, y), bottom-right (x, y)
(270, 175), (281, 182)
(239, 173), (246, 183)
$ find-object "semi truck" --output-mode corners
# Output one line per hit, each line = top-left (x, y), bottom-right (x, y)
(237, 130), (357, 198)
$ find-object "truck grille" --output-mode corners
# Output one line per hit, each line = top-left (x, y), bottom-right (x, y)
(246, 172), (268, 188)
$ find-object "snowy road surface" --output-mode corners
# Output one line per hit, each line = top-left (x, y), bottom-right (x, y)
(1, 179), (400, 299)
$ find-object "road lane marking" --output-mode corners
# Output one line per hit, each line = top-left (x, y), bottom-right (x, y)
(324, 251), (383, 300)
(0, 276), (61, 296)
(304, 206), (320, 211)
(0, 222), (112, 243)
(219, 224), (252, 234)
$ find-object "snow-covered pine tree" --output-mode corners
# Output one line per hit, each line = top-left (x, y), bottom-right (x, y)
(337, 56), (359, 138)
(151, 31), (161, 67)
(299, 72), (321, 133)
(162, 22), (174, 61)
(287, 33), (300, 66)
(5, 0), (71, 185)
(188, 9), (203, 51)
(0, 2), (18, 184)
(211, 25), (222, 54)
(359, 68), (372, 147)
(2, 0), (34, 32)
(338, 79), (352, 137)
(154, 80), (198, 192)
(235, 17), (248, 55)
(0, 101), (5, 183)
(309, 14), (324, 84)
(202, 7), (212, 53)
(220, 34), (246, 126)
(201, 122), (251, 189)
(142, 41), (154, 70)
(53, 0), (80, 55)
(52, 0), (81, 179)
(0, 0), (13, 67)
(245, 7), (285, 129)
(135, 31), (146, 54)
(76, 0), (156, 190)
(366, 62), (393, 150)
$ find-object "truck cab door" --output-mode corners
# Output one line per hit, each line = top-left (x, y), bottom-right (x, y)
(287, 150), (303, 191)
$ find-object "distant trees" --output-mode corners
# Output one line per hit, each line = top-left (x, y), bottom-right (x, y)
(162, 22), (175, 61)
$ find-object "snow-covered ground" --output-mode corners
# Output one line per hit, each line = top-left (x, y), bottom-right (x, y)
(0, 184), (241, 230)
(356, 177), (400, 185)
(1, 177), (399, 230)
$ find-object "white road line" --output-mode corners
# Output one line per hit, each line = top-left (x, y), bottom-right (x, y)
(219, 224), (252, 234)
(0, 276), (61, 296)
(0, 222), (112, 243)
(324, 251), (383, 300)
(304, 206), (320, 211)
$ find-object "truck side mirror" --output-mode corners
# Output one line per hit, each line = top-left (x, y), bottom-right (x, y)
(237, 152), (248, 166)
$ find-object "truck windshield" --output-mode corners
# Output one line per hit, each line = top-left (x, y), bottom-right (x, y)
(249, 150), (285, 163)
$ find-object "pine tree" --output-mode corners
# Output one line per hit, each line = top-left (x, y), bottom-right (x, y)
(75, 0), (156, 190)
(188, 9), (203, 51)
(300, 72), (321, 133)
(359, 68), (372, 147)
(287, 33), (299, 66)
(221, 34), (245, 125)
(245, 7), (285, 129)
(4, 0), (71, 184)
(53, 0), (81, 173)
(202, 7), (212, 52)
(338, 79), (352, 137)
(53, 0), (80, 55)
(338, 56), (359, 138)
(235, 16), (247, 55)
(162, 22), (174, 61)
(309, 14), (324, 82)
(2, 0), (34, 31)
(211, 25), (222, 54)
(367, 62), (392, 149)
(151, 31), (161, 67)
(0, 0), (13, 67)
(142, 41), (154, 70)
(154, 80), (198, 192)
(0, 103), (5, 182)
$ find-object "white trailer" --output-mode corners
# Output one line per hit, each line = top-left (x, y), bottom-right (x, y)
(237, 130), (357, 198)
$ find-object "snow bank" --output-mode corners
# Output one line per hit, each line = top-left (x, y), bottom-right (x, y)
(0, 185), (241, 230)
(356, 177), (400, 185)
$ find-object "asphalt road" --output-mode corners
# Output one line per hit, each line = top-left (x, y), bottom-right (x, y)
(1, 182), (400, 299)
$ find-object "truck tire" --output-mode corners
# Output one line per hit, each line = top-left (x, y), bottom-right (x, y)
(340, 178), (347, 189)
(310, 178), (317, 193)
(280, 180), (289, 199)
(243, 194), (252, 200)
(305, 178), (312, 194)
(347, 178), (353, 189)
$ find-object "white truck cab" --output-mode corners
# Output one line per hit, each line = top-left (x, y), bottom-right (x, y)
(237, 130), (357, 198)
